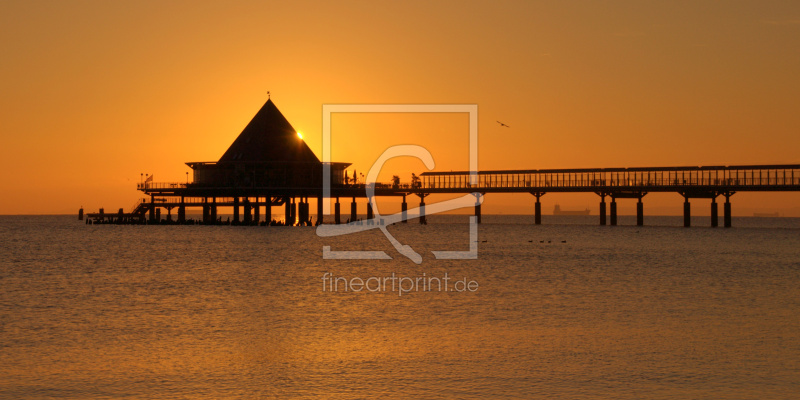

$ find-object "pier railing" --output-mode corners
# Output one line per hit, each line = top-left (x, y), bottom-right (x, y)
(136, 165), (800, 196)
(420, 165), (800, 191)
(138, 182), (188, 190)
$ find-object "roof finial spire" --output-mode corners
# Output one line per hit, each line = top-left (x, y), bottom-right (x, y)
(267, 91), (270, 99)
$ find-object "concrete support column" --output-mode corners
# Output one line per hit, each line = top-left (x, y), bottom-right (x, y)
(297, 199), (304, 225)
(290, 198), (297, 226)
(335, 198), (341, 225)
(265, 195), (271, 225)
(317, 196), (323, 226)
(610, 199), (618, 226)
(599, 196), (607, 226)
(636, 198), (644, 226)
(156, 208), (161, 222)
(711, 198), (718, 228)
(254, 197), (260, 224)
(149, 195), (156, 223)
(535, 198), (542, 225)
(233, 197), (240, 225)
(684, 198), (691, 227)
(401, 195), (408, 223)
(244, 198), (252, 224)
(178, 197), (186, 223)
(211, 197), (217, 224)
(473, 193), (482, 224)
(350, 198), (357, 222)
(202, 198), (209, 224)
(166, 208), (172, 222)
(301, 199), (310, 225)
(296, 199), (303, 225)
(420, 199), (426, 225)
(724, 196), (732, 228)
(366, 199), (374, 224)
(284, 197), (291, 225)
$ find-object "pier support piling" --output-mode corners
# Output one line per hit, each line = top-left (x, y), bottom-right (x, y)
(297, 199), (307, 226)
(244, 198), (252, 224)
(211, 197), (217, 224)
(473, 193), (483, 224)
(149, 195), (156, 223)
(367, 199), (374, 224)
(284, 197), (291, 225)
(711, 198), (718, 228)
(233, 197), (240, 224)
(599, 195), (607, 226)
(636, 198), (644, 226)
(416, 193), (429, 225)
(531, 192), (544, 225)
(290, 198), (297, 226)
(254, 197), (260, 224)
(335, 198), (341, 224)
(683, 199), (691, 227)
(178, 197), (185, 223)
(724, 193), (733, 228)
(350, 198), (357, 223)
(264, 195), (271, 224)
(317, 196), (323, 226)
(401, 195), (408, 223)
(610, 199), (618, 226)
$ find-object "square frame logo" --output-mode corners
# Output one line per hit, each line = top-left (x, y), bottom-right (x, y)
(316, 104), (481, 264)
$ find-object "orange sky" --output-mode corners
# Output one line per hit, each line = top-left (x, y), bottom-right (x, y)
(1, 1), (799, 215)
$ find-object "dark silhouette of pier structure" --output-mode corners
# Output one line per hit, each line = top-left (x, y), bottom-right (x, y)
(84, 96), (800, 227)
(418, 166), (800, 227)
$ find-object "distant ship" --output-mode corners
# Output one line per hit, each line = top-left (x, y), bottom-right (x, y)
(753, 212), (780, 218)
(554, 204), (591, 216)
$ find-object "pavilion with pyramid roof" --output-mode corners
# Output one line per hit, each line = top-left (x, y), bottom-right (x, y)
(126, 96), (354, 226)
(186, 97), (348, 189)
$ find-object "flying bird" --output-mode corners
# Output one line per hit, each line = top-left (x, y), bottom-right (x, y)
(496, 121), (510, 128)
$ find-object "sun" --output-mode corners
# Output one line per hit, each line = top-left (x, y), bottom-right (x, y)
(296, 131), (303, 139)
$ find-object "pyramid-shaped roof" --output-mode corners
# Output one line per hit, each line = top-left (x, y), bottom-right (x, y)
(218, 98), (320, 163)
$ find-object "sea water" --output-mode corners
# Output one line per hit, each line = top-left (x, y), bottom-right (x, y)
(1, 215), (799, 398)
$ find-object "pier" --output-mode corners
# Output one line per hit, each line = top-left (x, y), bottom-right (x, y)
(84, 96), (800, 227)
(418, 165), (800, 227)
